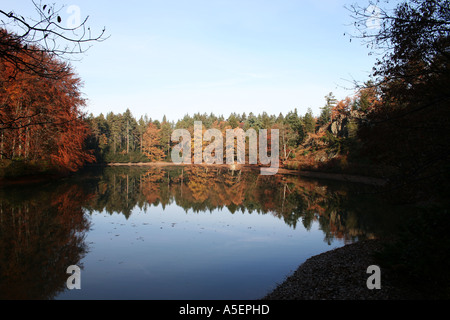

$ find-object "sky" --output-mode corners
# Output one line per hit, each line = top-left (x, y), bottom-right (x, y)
(3, 0), (380, 122)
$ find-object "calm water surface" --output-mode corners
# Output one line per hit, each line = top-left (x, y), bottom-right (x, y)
(0, 165), (399, 300)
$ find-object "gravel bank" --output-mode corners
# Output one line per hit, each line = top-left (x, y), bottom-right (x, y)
(262, 239), (425, 300)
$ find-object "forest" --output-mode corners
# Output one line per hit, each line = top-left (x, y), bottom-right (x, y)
(83, 88), (371, 167)
(0, 0), (448, 212)
(1, 0), (449, 296)
(0, 24), (381, 183)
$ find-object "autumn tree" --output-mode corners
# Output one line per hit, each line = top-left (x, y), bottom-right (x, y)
(142, 122), (165, 162)
(0, 1), (106, 173)
(332, 97), (352, 119)
(352, 81), (381, 113)
(0, 35), (94, 172)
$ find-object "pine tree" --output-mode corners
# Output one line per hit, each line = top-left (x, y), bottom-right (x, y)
(303, 108), (316, 134)
(319, 92), (336, 125)
(160, 119), (173, 161)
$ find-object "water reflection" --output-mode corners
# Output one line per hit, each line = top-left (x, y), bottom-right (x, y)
(83, 166), (384, 243)
(0, 165), (394, 299)
(0, 183), (91, 300)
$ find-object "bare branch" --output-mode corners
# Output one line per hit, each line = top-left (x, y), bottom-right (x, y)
(0, 0), (108, 79)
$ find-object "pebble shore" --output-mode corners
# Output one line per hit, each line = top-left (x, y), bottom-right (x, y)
(262, 239), (425, 300)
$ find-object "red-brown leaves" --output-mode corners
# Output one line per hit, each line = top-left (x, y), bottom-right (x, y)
(0, 29), (94, 172)
(142, 123), (165, 162)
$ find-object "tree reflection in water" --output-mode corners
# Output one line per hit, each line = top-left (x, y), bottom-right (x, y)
(84, 165), (393, 243)
(0, 165), (399, 299)
(0, 183), (92, 300)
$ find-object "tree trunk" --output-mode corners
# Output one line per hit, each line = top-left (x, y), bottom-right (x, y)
(127, 121), (129, 154)
(0, 131), (3, 160)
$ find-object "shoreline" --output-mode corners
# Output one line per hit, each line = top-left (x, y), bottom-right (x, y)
(262, 239), (425, 300)
(0, 172), (70, 187)
(0, 161), (386, 187)
(104, 162), (387, 186)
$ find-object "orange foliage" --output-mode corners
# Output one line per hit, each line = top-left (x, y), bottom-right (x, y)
(332, 97), (352, 118)
(142, 123), (165, 161)
(141, 169), (165, 204)
(0, 29), (94, 171)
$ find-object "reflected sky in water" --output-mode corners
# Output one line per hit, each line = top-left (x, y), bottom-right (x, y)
(1, 165), (395, 300)
(58, 204), (342, 300)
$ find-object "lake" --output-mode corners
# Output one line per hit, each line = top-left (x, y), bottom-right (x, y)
(0, 165), (400, 300)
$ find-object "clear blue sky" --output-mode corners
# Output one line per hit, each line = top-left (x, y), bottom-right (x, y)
(5, 0), (379, 122)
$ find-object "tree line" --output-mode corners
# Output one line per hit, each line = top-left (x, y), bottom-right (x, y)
(0, 19), (375, 176)
(84, 87), (378, 165)
(1, 0), (448, 203)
